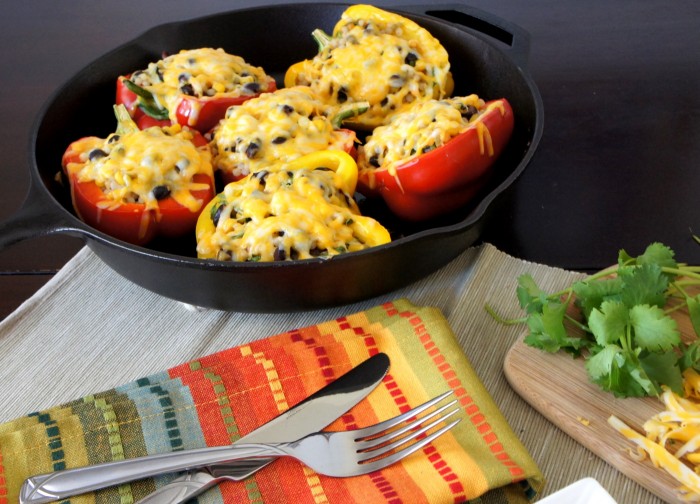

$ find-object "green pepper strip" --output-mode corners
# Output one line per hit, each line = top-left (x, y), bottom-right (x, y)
(123, 79), (170, 120)
(113, 104), (140, 136)
(331, 101), (370, 129)
(311, 29), (333, 51)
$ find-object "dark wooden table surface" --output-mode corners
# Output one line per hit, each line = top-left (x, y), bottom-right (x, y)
(1, 0), (699, 320)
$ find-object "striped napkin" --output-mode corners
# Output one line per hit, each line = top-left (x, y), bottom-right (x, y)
(0, 298), (543, 503)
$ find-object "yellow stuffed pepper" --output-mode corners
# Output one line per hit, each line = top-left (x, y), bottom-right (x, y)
(196, 150), (390, 262)
(285, 4), (453, 129)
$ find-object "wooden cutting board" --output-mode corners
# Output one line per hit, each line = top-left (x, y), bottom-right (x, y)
(504, 293), (698, 503)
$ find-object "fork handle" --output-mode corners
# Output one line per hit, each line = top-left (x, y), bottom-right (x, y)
(19, 444), (277, 504)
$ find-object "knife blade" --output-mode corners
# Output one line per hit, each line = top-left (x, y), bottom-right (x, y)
(20, 352), (390, 504)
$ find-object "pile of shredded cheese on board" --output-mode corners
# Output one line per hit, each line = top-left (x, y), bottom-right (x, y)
(609, 369), (700, 501)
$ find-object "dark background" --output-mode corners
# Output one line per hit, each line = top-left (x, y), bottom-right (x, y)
(1, 0), (699, 318)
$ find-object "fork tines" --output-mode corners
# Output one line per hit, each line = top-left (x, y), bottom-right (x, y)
(355, 390), (461, 466)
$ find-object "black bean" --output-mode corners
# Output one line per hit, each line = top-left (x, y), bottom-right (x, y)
(404, 52), (418, 66)
(88, 149), (108, 161)
(152, 185), (171, 200)
(369, 155), (380, 168)
(281, 104), (294, 115)
(245, 140), (261, 159)
(272, 136), (287, 144)
(243, 82), (261, 94)
(252, 170), (270, 187)
(180, 83), (196, 96)
(461, 105), (479, 119)
(175, 159), (190, 172)
(273, 247), (286, 261)
(337, 87), (348, 103)
(309, 247), (324, 257)
(211, 202), (225, 226)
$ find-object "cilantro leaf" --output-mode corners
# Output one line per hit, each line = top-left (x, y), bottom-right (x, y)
(586, 345), (657, 397)
(585, 345), (622, 388)
(640, 351), (683, 395)
(619, 242), (677, 271)
(618, 264), (669, 308)
(573, 277), (623, 319)
(637, 242), (678, 270)
(523, 301), (587, 354)
(629, 304), (680, 352)
(588, 301), (629, 346)
(679, 341), (700, 372)
(516, 274), (548, 314)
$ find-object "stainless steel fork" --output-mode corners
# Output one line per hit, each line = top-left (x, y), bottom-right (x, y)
(21, 391), (460, 504)
(137, 390), (460, 503)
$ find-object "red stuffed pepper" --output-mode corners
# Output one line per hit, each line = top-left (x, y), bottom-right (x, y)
(357, 95), (514, 221)
(62, 105), (215, 246)
(116, 48), (276, 133)
(210, 86), (365, 184)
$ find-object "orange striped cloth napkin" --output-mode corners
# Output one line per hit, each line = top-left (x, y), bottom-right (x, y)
(0, 299), (543, 503)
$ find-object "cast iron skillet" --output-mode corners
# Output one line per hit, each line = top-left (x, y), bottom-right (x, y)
(0, 2), (543, 312)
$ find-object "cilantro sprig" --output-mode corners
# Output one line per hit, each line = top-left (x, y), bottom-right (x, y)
(488, 242), (700, 398)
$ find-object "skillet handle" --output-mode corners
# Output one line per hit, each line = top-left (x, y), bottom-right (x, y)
(0, 179), (86, 250)
(397, 3), (532, 68)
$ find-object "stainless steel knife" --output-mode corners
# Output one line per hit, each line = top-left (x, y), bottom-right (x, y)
(19, 352), (390, 504)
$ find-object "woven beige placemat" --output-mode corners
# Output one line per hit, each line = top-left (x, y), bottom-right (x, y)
(0, 243), (657, 502)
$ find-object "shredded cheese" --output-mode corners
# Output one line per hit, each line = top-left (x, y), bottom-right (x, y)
(288, 5), (452, 128)
(130, 48), (274, 123)
(358, 95), (502, 176)
(64, 124), (213, 213)
(609, 369), (700, 501)
(196, 167), (390, 262)
(210, 86), (352, 179)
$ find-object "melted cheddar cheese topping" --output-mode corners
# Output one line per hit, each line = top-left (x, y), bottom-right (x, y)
(64, 124), (213, 212)
(286, 5), (452, 128)
(211, 86), (353, 179)
(358, 95), (492, 175)
(130, 48), (274, 122)
(196, 167), (390, 262)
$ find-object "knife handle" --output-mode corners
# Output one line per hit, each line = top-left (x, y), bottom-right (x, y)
(133, 471), (218, 504)
(19, 445), (273, 504)
(134, 458), (277, 504)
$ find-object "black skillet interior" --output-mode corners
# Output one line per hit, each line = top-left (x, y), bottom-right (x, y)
(29, 3), (542, 311)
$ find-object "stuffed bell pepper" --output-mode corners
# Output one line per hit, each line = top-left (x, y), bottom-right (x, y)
(196, 150), (390, 262)
(62, 105), (215, 246)
(284, 4), (453, 129)
(210, 86), (365, 184)
(357, 95), (514, 221)
(117, 48), (276, 132)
